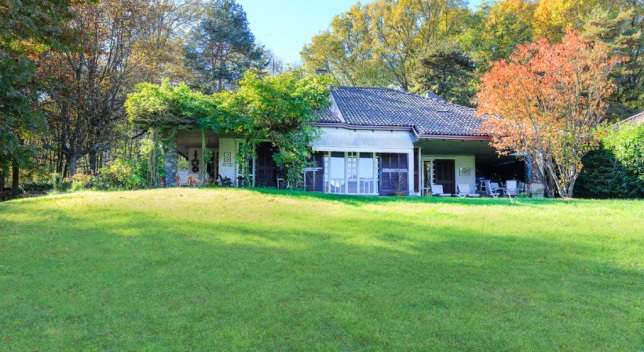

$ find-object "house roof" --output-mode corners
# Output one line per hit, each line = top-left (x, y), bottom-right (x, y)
(317, 86), (486, 138)
(621, 111), (644, 124)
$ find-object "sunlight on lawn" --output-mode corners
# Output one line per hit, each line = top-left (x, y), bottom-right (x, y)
(0, 189), (642, 351)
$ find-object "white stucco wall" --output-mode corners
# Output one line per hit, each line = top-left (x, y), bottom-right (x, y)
(421, 155), (476, 194)
(313, 127), (415, 195)
(218, 138), (238, 182)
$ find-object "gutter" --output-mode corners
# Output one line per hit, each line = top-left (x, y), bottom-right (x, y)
(315, 122), (492, 141)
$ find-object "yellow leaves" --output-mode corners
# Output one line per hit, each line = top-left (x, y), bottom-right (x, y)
(533, 0), (604, 41)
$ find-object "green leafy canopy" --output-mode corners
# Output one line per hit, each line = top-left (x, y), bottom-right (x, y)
(125, 70), (333, 186)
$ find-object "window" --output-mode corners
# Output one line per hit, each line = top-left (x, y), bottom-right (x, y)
(303, 153), (323, 192)
(324, 152), (379, 195)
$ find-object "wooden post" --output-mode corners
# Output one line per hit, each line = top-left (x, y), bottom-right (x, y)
(201, 128), (206, 186)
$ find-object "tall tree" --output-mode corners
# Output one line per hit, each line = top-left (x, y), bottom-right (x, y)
(301, 6), (391, 87)
(38, 0), (149, 176)
(459, 0), (537, 75)
(533, 0), (632, 42)
(301, 0), (470, 91)
(185, 0), (267, 93)
(134, 0), (202, 85)
(411, 41), (476, 105)
(476, 31), (620, 198)
(0, 0), (86, 196)
(581, 7), (644, 119)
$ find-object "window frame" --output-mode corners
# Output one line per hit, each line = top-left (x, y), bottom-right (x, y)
(323, 151), (379, 195)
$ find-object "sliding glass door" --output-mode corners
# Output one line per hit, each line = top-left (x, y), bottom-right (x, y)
(323, 152), (379, 195)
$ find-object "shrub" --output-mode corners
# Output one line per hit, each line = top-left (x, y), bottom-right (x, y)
(71, 180), (85, 192)
(21, 182), (53, 193)
(51, 173), (71, 192)
(0, 191), (11, 202)
(71, 173), (93, 188)
(97, 159), (145, 189)
(575, 123), (644, 198)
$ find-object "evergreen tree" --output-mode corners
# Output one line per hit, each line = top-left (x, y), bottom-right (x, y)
(582, 7), (644, 120)
(185, 0), (267, 93)
(411, 41), (476, 105)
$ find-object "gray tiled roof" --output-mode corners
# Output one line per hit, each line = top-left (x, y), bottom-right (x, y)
(319, 86), (485, 137)
(622, 111), (644, 124)
(314, 107), (342, 123)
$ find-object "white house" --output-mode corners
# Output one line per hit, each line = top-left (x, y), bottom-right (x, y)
(166, 86), (523, 196)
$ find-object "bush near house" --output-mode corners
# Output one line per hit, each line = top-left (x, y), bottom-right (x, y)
(575, 123), (644, 198)
(96, 159), (146, 190)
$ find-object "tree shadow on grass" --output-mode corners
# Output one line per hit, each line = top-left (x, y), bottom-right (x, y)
(0, 203), (642, 351)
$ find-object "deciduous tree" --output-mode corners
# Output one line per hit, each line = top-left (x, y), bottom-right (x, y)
(301, 0), (469, 91)
(533, 0), (631, 42)
(476, 31), (620, 198)
(459, 0), (537, 75)
(0, 0), (87, 196)
(38, 0), (150, 176)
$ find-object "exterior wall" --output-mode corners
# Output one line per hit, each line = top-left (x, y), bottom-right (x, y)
(168, 128), (478, 197)
(313, 127), (415, 196)
(421, 154), (476, 194)
(218, 138), (238, 182)
(187, 148), (202, 179)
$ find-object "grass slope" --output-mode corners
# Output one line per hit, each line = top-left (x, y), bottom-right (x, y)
(0, 189), (643, 351)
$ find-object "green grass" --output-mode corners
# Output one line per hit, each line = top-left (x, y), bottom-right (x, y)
(0, 189), (643, 351)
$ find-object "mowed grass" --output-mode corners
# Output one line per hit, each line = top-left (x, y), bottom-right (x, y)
(0, 189), (643, 351)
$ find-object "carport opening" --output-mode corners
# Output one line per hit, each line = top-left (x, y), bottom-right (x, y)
(476, 158), (525, 183)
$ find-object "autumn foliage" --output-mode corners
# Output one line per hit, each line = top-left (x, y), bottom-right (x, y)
(476, 31), (620, 198)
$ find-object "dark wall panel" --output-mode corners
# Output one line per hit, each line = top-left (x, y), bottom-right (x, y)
(380, 153), (409, 195)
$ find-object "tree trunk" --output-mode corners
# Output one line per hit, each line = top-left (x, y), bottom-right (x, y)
(69, 154), (78, 176)
(11, 162), (19, 199)
(56, 151), (64, 174)
(89, 150), (97, 173)
(0, 168), (5, 191)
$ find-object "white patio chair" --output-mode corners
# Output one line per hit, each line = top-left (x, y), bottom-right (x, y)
(485, 180), (500, 198)
(431, 184), (451, 197)
(177, 172), (189, 187)
(456, 184), (480, 198)
(506, 180), (518, 197)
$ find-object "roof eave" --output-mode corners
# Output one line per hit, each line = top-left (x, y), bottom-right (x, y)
(315, 122), (491, 141)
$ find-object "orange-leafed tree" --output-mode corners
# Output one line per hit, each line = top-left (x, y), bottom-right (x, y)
(476, 31), (620, 198)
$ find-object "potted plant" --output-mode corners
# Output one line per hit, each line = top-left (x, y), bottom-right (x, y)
(392, 171), (406, 196)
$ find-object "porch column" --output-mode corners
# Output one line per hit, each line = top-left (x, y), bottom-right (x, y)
(165, 131), (177, 188)
(407, 149), (415, 196)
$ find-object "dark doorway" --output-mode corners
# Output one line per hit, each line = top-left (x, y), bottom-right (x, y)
(434, 159), (456, 194)
(380, 153), (409, 196)
(256, 142), (277, 187)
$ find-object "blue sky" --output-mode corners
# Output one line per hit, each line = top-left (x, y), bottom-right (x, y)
(238, 0), (483, 65)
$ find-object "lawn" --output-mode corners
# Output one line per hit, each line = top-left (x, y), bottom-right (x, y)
(0, 189), (642, 351)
